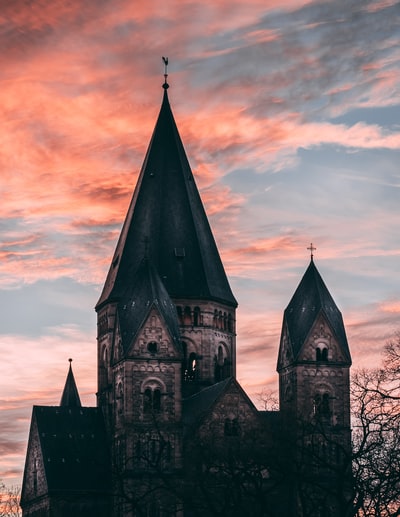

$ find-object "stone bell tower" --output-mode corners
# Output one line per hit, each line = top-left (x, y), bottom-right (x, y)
(277, 254), (351, 433)
(277, 251), (352, 515)
(94, 67), (237, 513)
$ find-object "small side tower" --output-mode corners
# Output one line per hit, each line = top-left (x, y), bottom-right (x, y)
(21, 361), (111, 517)
(277, 255), (352, 515)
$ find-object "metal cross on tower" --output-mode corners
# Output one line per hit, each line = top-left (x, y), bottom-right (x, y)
(307, 242), (316, 261)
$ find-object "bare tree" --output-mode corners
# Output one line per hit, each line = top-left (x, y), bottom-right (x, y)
(256, 388), (279, 411)
(0, 481), (21, 517)
(110, 336), (400, 516)
(351, 334), (400, 517)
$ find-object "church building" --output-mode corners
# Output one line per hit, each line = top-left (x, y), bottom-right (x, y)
(21, 68), (352, 517)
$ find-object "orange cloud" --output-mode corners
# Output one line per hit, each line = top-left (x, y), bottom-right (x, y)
(1, 0), (399, 489)
(379, 300), (400, 313)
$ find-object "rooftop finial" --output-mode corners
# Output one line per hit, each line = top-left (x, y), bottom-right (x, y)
(307, 243), (316, 261)
(162, 56), (169, 89)
(60, 358), (81, 407)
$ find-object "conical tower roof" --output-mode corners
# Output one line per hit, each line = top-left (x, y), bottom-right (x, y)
(283, 260), (351, 363)
(60, 360), (82, 407)
(96, 84), (237, 310)
(117, 257), (182, 353)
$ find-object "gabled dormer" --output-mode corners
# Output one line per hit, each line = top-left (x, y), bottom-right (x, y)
(97, 258), (183, 422)
(116, 257), (182, 360)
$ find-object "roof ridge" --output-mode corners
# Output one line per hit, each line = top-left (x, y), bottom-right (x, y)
(183, 377), (232, 402)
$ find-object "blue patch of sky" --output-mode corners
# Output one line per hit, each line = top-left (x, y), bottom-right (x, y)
(330, 105), (400, 130)
(323, 256), (400, 310)
(221, 167), (268, 194)
(0, 278), (97, 337)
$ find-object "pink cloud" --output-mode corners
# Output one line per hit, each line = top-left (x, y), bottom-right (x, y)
(363, 0), (399, 13)
(379, 300), (400, 314)
(1, 0), (399, 489)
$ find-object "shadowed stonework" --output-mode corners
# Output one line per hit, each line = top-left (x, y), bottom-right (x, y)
(21, 78), (352, 517)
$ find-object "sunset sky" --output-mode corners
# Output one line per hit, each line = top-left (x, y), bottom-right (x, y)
(1, 0), (399, 486)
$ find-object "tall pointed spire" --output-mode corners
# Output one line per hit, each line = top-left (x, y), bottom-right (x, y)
(60, 359), (82, 407)
(97, 72), (236, 310)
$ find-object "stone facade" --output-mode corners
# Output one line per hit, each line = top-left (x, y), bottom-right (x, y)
(21, 83), (352, 517)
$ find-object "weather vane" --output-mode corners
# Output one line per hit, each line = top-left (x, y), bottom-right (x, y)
(307, 243), (316, 261)
(162, 56), (169, 89)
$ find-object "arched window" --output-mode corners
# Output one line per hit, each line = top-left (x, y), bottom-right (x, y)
(182, 342), (199, 382)
(147, 341), (158, 355)
(218, 345), (224, 365)
(116, 382), (124, 417)
(193, 306), (201, 326)
(224, 417), (240, 436)
(185, 352), (197, 382)
(181, 341), (187, 359)
(215, 345), (224, 382)
(153, 389), (161, 412)
(144, 388), (152, 414)
(313, 394), (321, 417)
(143, 386), (162, 415)
(213, 309), (218, 328)
(184, 306), (192, 325)
(228, 313), (233, 333)
(115, 438), (125, 469)
(313, 392), (331, 418)
(100, 346), (108, 387)
(215, 344), (230, 382)
(322, 393), (330, 416)
(218, 311), (223, 329)
(316, 345), (328, 362)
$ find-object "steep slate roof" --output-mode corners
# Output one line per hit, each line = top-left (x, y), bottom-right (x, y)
(117, 258), (182, 353)
(32, 406), (110, 492)
(97, 85), (237, 310)
(60, 360), (81, 407)
(283, 259), (351, 362)
(182, 377), (260, 435)
(183, 377), (232, 429)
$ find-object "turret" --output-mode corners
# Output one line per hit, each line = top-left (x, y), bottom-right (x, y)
(277, 256), (351, 427)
